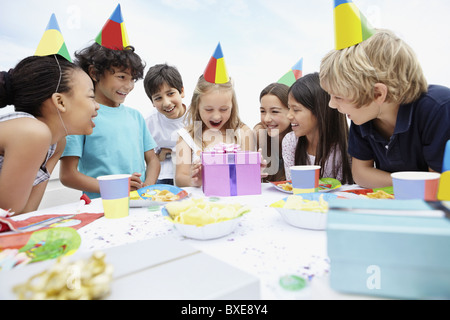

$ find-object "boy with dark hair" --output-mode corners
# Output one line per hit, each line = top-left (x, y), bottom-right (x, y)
(144, 63), (187, 185)
(60, 5), (160, 198)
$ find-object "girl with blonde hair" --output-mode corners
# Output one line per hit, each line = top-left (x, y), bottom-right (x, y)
(175, 75), (255, 187)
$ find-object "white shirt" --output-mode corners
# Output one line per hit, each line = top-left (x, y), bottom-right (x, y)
(145, 108), (187, 180)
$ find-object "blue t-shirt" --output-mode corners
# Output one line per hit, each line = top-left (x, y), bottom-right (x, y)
(348, 85), (450, 173)
(62, 104), (157, 199)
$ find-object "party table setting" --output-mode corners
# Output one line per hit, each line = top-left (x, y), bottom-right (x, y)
(1, 144), (450, 300)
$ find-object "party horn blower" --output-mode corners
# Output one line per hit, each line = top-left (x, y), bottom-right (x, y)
(333, 0), (376, 50)
(35, 13), (72, 62)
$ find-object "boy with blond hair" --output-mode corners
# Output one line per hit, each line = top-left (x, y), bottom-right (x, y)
(320, 29), (450, 188)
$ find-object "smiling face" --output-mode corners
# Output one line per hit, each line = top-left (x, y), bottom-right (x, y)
(260, 94), (290, 137)
(287, 92), (318, 139)
(328, 94), (379, 125)
(198, 89), (233, 132)
(94, 67), (135, 107)
(151, 83), (186, 119)
(64, 69), (99, 135)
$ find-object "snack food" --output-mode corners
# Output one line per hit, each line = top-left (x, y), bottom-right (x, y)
(270, 193), (337, 230)
(279, 183), (293, 191)
(131, 189), (180, 202)
(129, 190), (140, 200)
(149, 189), (180, 202)
(365, 190), (395, 199)
(282, 194), (329, 213)
(165, 198), (250, 227)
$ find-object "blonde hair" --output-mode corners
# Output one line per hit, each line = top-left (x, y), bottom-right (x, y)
(320, 29), (428, 107)
(186, 75), (243, 148)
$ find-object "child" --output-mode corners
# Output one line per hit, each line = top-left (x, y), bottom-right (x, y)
(0, 55), (98, 214)
(320, 29), (450, 188)
(282, 73), (353, 185)
(175, 75), (255, 187)
(144, 64), (188, 185)
(60, 9), (160, 199)
(253, 83), (292, 181)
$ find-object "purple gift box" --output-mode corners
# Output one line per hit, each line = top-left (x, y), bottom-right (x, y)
(202, 151), (261, 197)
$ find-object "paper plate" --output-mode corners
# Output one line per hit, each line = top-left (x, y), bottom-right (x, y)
(270, 193), (338, 230)
(130, 184), (188, 207)
(270, 178), (342, 194)
(318, 178), (342, 192)
(161, 207), (243, 240)
(343, 186), (394, 198)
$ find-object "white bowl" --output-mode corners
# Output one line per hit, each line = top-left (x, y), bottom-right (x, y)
(276, 208), (327, 230)
(272, 193), (337, 231)
(161, 207), (243, 240)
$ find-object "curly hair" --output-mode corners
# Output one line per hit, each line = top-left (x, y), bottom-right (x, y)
(74, 43), (145, 82)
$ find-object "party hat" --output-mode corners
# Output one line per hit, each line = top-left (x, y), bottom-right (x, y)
(35, 14), (72, 62)
(334, 0), (376, 50)
(95, 4), (130, 50)
(278, 58), (303, 86)
(203, 43), (230, 84)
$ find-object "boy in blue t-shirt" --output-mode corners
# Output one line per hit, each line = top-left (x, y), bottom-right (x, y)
(60, 43), (160, 199)
(320, 29), (450, 188)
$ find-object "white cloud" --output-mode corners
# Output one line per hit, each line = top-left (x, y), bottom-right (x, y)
(161, 0), (217, 11)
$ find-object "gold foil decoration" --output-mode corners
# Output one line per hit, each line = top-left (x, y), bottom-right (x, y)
(13, 251), (113, 300)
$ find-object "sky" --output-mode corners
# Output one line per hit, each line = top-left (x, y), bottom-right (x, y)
(1, 0), (449, 128)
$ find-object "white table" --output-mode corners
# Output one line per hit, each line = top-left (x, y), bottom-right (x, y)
(2, 183), (375, 300)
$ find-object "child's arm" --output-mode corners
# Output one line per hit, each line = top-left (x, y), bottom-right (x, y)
(0, 120), (53, 214)
(142, 149), (160, 187)
(157, 148), (173, 162)
(175, 136), (201, 187)
(22, 138), (67, 213)
(59, 156), (101, 195)
(351, 158), (393, 188)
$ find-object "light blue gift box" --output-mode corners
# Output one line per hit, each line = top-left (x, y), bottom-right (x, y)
(326, 199), (450, 299)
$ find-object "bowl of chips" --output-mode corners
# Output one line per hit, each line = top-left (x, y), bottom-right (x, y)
(270, 193), (338, 230)
(162, 198), (250, 240)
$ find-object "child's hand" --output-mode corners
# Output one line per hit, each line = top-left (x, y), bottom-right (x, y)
(191, 161), (203, 187)
(258, 148), (269, 179)
(129, 172), (144, 191)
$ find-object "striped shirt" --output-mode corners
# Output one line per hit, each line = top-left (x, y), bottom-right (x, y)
(0, 112), (56, 186)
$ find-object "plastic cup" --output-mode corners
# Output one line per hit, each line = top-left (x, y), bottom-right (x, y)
(97, 174), (131, 219)
(290, 165), (321, 195)
(391, 171), (440, 201)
